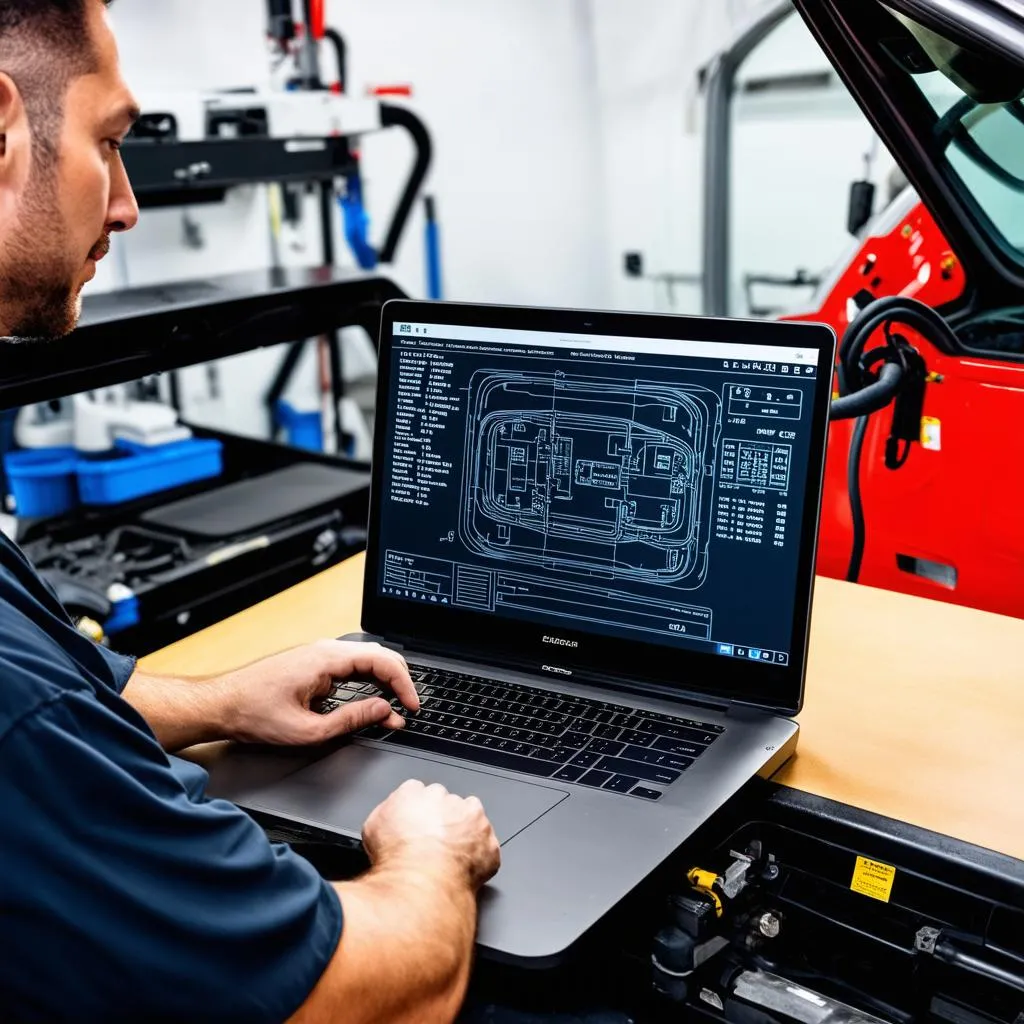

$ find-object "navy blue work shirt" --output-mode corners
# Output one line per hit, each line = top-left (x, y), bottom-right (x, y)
(0, 532), (342, 1022)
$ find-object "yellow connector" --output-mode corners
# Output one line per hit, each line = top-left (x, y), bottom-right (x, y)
(77, 617), (105, 644)
(687, 866), (724, 917)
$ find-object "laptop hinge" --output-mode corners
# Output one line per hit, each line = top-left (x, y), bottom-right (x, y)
(350, 631), (762, 716)
(346, 631), (795, 718)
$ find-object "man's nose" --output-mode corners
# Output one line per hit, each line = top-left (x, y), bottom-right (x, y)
(106, 153), (139, 233)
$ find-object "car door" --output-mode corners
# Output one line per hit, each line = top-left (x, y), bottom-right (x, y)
(791, 0), (1024, 617)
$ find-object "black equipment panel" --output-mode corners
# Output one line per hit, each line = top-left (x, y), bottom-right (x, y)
(141, 463), (369, 539)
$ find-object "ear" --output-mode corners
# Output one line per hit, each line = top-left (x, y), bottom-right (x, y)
(0, 73), (30, 184)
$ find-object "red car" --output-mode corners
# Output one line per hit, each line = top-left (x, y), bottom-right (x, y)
(706, 0), (1024, 618)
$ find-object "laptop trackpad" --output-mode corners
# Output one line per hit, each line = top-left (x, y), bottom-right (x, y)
(242, 743), (568, 844)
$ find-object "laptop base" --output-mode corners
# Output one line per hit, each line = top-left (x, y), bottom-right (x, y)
(217, 646), (799, 966)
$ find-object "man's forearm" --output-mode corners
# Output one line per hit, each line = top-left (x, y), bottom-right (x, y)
(121, 671), (233, 751)
(291, 858), (478, 1024)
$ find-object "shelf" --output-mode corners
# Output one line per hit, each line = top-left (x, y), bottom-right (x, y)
(0, 267), (406, 408)
(121, 136), (358, 208)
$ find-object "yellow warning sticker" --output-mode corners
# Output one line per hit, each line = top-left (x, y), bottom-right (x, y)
(921, 416), (941, 451)
(850, 856), (896, 903)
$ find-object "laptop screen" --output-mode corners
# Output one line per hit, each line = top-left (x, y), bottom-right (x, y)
(365, 303), (833, 714)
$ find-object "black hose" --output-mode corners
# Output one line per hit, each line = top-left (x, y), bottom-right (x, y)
(377, 104), (433, 265)
(846, 415), (869, 583)
(323, 28), (347, 93)
(838, 296), (959, 394)
(830, 361), (904, 420)
(936, 942), (1024, 993)
(835, 363), (903, 583)
(832, 298), (957, 584)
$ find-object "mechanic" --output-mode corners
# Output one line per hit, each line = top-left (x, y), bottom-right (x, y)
(0, 2), (502, 1021)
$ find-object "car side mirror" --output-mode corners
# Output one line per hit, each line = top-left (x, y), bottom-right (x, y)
(847, 179), (876, 237)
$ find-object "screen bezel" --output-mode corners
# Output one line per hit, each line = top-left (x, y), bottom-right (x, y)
(363, 300), (836, 716)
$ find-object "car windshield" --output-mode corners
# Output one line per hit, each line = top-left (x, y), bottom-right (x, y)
(917, 69), (1024, 254)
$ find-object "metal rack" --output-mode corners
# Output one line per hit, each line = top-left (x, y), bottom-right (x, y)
(121, 135), (359, 209)
(0, 267), (406, 409)
(1, 268), (410, 653)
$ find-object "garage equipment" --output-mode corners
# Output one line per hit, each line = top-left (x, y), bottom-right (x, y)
(641, 783), (1024, 1024)
(1, 268), (407, 653)
(123, 1), (434, 455)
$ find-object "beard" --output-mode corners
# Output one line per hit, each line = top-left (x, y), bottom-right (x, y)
(0, 168), (107, 340)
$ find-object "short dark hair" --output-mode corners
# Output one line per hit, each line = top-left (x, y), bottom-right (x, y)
(0, 0), (112, 167)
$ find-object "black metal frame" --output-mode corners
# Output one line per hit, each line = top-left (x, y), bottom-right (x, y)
(261, 102), (434, 446)
(121, 47), (435, 449)
(791, 0), (1024, 310)
(121, 105), (433, 271)
(0, 267), (406, 410)
(121, 135), (358, 208)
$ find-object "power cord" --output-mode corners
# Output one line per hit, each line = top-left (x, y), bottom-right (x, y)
(830, 297), (953, 582)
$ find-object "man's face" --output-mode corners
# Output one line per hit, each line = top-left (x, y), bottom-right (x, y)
(0, 1), (139, 338)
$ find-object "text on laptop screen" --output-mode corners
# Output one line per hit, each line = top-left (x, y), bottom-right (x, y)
(377, 322), (821, 667)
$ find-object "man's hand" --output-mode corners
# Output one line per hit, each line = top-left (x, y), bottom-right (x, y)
(291, 782), (500, 1023)
(123, 640), (418, 753)
(219, 639), (420, 748)
(363, 779), (501, 891)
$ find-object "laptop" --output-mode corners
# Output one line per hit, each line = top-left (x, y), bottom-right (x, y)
(229, 300), (836, 965)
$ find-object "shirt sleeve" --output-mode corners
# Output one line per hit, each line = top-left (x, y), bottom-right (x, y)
(0, 690), (342, 1023)
(93, 641), (138, 693)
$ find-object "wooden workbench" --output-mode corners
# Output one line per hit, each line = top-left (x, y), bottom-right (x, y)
(141, 554), (1024, 861)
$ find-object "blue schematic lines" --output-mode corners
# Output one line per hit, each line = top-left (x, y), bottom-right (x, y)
(460, 370), (722, 589)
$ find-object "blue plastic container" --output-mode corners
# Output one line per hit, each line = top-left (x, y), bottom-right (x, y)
(3, 447), (79, 518)
(275, 400), (323, 452)
(104, 593), (141, 635)
(77, 438), (224, 506)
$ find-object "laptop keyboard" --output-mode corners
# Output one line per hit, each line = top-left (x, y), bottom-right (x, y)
(316, 664), (724, 801)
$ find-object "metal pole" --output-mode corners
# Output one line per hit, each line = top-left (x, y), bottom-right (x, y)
(701, 0), (794, 316)
(299, 0), (322, 89)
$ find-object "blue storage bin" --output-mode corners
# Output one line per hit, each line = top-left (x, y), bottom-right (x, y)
(104, 593), (140, 635)
(4, 447), (79, 518)
(275, 400), (323, 452)
(77, 438), (224, 506)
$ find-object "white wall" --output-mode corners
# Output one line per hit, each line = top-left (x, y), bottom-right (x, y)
(327, 0), (608, 309)
(588, 0), (769, 315)
(588, 0), (895, 319)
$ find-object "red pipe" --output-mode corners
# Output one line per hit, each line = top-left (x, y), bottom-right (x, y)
(309, 0), (325, 40)
(369, 85), (414, 97)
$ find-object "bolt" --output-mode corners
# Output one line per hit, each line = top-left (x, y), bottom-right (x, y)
(915, 926), (940, 954)
(759, 912), (781, 939)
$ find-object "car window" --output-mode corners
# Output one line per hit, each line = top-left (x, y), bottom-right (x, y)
(916, 70), (1024, 255)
